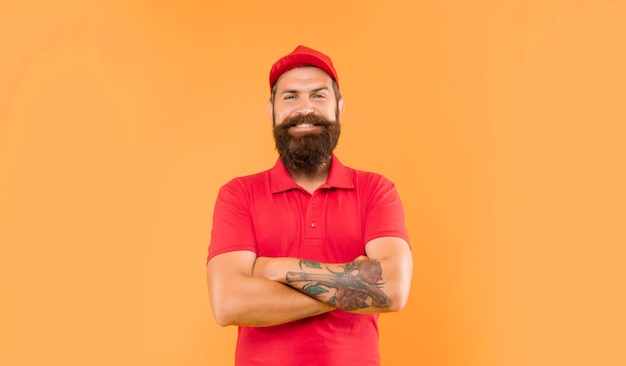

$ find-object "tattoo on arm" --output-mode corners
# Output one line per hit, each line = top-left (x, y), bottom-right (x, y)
(287, 260), (392, 311)
(299, 260), (322, 270)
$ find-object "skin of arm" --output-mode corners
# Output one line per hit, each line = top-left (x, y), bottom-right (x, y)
(206, 250), (334, 327)
(252, 237), (412, 313)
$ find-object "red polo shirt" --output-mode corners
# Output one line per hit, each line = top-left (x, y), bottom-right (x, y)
(208, 155), (409, 366)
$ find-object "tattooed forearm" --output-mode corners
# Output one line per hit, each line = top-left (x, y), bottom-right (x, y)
(286, 260), (392, 311)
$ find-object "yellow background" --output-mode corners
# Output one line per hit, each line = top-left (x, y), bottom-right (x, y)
(1, 1), (625, 365)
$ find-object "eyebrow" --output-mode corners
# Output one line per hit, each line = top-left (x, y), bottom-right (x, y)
(279, 87), (330, 95)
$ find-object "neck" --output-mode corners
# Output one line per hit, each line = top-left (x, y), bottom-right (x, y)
(288, 162), (330, 194)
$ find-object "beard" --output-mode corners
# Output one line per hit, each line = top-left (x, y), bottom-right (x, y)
(273, 113), (341, 174)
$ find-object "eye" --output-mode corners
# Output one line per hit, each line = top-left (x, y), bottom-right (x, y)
(282, 94), (297, 100)
(312, 94), (326, 99)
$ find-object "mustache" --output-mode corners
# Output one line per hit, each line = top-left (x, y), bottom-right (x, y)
(278, 114), (336, 129)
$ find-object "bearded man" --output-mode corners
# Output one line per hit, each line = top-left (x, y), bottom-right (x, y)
(206, 45), (413, 366)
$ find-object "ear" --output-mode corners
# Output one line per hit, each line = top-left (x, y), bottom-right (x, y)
(267, 100), (274, 125)
(337, 99), (345, 120)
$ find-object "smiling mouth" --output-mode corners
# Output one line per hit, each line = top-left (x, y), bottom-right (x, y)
(288, 124), (322, 134)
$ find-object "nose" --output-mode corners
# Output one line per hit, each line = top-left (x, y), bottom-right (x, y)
(297, 98), (314, 115)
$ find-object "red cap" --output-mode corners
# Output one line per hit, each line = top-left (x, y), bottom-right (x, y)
(269, 45), (339, 91)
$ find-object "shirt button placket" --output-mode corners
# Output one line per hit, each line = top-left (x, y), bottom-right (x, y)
(306, 197), (322, 239)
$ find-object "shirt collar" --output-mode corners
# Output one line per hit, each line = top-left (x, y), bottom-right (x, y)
(269, 155), (355, 193)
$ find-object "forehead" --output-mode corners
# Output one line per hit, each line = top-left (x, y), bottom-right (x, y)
(274, 66), (334, 92)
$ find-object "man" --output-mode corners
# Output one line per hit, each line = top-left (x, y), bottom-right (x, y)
(206, 45), (412, 366)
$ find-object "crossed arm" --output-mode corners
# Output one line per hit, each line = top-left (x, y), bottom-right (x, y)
(206, 236), (412, 327)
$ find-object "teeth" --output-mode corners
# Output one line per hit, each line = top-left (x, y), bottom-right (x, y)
(295, 124), (314, 127)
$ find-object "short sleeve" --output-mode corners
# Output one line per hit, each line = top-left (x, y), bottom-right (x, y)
(362, 174), (410, 245)
(207, 180), (258, 262)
